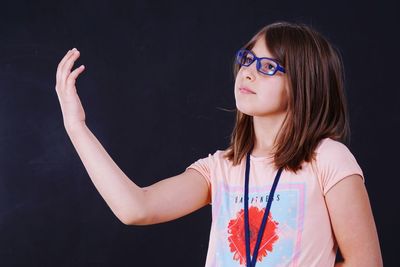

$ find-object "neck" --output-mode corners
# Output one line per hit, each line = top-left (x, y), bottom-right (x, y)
(252, 112), (287, 157)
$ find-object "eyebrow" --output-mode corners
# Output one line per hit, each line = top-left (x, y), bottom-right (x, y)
(250, 49), (274, 60)
(250, 49), (266, 58)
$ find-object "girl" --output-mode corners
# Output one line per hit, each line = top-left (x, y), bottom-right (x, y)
(55, 21), (383, 267)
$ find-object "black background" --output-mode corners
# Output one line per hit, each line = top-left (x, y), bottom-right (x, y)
(0, 0), (398, 266)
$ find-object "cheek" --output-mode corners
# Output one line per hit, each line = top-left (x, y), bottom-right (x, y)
(258, 83), (287, 107)
(234, 71), (241, 88)
(233, 73), (289, 114)
(233, 75), (242, 99)
(276, 85), (289, 109)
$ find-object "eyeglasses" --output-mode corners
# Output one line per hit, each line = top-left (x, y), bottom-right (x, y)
(235, 49), (286, 76)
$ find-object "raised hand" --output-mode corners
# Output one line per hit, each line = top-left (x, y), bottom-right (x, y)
(55, 48), (86, 133)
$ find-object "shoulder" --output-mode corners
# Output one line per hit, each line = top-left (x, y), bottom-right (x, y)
(312, 137), (365, 195)
(212, 149), (230, 160)
(203, 149), (231, 167)
(314, 137), (359, 165)
(200, 149), (230, 161)
(186, 149), (229, 170)
(314, 137), (360, 165)
(185, 149), (231, 185)
(315, 137), (351, 155)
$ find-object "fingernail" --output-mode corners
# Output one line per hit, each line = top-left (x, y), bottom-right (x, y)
(72, 48), (77, 51)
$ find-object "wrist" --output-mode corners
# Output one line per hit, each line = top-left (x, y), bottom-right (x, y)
(65, 121), (87, 136)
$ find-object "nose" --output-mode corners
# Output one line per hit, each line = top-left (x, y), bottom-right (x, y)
(241, 61), (257, 80)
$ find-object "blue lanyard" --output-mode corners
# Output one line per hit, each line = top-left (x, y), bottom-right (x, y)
(244, 151), (283, 267)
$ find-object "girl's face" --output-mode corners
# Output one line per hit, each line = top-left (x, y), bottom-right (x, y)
(234, 37), (289, 117)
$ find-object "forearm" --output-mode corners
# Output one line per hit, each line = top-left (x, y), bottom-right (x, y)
(66, 124), (145, 225)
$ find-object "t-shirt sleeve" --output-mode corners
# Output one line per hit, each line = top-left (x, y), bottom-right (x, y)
(315, 139), (365, 196)
(185, 152), (215, 190)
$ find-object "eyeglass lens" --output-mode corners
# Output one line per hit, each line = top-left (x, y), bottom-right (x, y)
(236, 50), (278, 75)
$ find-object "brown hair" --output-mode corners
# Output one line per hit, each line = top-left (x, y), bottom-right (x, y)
(224, 21), (350, 174)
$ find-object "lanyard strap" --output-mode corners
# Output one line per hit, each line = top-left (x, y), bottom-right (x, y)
(244, 151), (283, 267)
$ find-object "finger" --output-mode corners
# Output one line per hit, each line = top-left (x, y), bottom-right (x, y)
(56, 49), (74, 83)
(66, 65), (85, 88)
(56, 49), (79, 86)
(56, 50), (71, 85)
(57, 49), (74, 70)
(60, 49), (81, 84)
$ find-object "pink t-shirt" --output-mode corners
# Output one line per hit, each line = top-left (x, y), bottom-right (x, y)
(186, 137), (364, 267)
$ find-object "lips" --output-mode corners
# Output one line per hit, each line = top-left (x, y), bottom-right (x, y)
(239, 87), (256, 94)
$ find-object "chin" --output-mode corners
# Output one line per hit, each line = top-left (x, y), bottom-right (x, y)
(236, 104), (280, 118)
(235, 103), (257, 116)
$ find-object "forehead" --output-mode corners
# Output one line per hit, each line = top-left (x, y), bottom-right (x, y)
(249, 37), (273, 58)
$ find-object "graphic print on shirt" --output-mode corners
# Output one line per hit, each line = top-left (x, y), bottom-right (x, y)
(212, 182), (306, 266)
(227, 206), (279, 265)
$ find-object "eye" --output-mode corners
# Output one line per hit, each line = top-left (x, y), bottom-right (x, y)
(265, 63), (276, 70)
(260, 59), (278, 74)
(236, 50), (255, 66)
(244, 55), (253, 64)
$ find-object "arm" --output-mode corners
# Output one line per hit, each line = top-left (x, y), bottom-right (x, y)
(56, 49), (210, 226)
(325, 174), (383, 267)
(67, 125), (210, 225)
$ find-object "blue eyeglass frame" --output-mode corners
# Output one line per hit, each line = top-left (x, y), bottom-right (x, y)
(235, 49), (286, 76)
